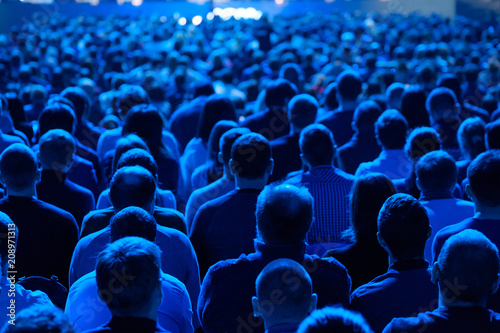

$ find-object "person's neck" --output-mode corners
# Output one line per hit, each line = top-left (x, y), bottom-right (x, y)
(473, 207), (500, 221)
(289, 125), (302, 136)
(264, 317), (305, 330)
(438, 290), (486, 309)
(419, 188), (454, 201)
(7, 186), (36, 199)
(338, 99), (357, 112)
(223, 166), (235, 182)
(234, 176), (268, 190)
(388, 253), (425, 266)
(112, 307), (157, 322)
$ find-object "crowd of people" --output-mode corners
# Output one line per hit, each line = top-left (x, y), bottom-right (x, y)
(1, 7), (500, 333)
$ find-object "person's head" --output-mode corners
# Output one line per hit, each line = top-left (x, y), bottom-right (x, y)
(197, 95), (237, 142)
(207, 120), (238, 163)
(299, 124), (335, 168)
(385, 82), (405, 110)
(321, 82), (338, 111)
(192, 81), (215, 98)
(109, 166), (156, 213)
(288, 94), (318, 134)
(256, 184), (313, 245)
(437, 74), (463, 104)
(352, 101), (382, 135)
(116, 85), (150, 118)
(219, 128), (251, 169)
(377, 193), (431, 261)
(375, 109), (408, 150)
(38, 102), (76, 136)
(112, 134), (149, 174)
(466, 150), (500, 208)
(96, 237), (162, 319)
(297, 307), (373, 333)
(122, 104), (164, 154)
(344, 173), (396, 243)
(110, 206), (157, 243)
(117, 148), (158, 182)
(60, 87), (90, 122)
(230, 133), (273, 181)
(252, 258), (317, 329)
(264, 79), (298, 110)
(458, 117), (486, 161)
(415, 150), (457, 193)
(0, 144), (39, 193)
(433, 230), (500, 306)
(38, 129), (75, 173)
(2, 305), (74, 333)
(30, 85), (47, 105)
(485, 119), (500, 150)
(405, 127), (442, 163)
(426, 87), (460, 123)
(0, 212), (16, 272)
(336, 70), (362, 103)
(400, 86), (430, 129)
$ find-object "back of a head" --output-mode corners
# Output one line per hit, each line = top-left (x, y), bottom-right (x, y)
(96, 237), (161, 316)
(297, 307), (373, 333)
(220, 127), (251, 166)
(60, 87), (90, 121)
(0, 143), (37, 192)
(38, 103), (76, 136)
(405, 127), (442, 163)
(348, 173), (396, 242)
(336, 70), (362, 101)
(197, 95), (237, 142)
(467, 150), (500, 207)
(377, 193), (429, 260)
(385, 83), (405, 108)
(38, 129), (76, 172)
(230, 133), (272, 180)
(255, 258), (313, 322)
(299, 124), (335, 167)
(110, 206), (157, 243)
(264, 79), (299, 110)
(109, 166), (156, 211)
(458, 117), (486, 160)
(2, 305), (74, 333)
(437, 229), (499, 303)
(437, 74), (462, 104)
(193, 81), (215, 98)
(400, 87), (430, 129)
(117, 148), (158, 181)
(375, 109), (408, 150)
(207, 120), (238, 161)
(485, 119), (500, 150)
(122, 104), (163, 149)
(288, 94), (319, 130)
(112, 134), (149, 174)
(426, 87), (459, 122)
(415, 150), (457, 192)
(353, 101), (382, 133)
(117, 85), (150, 117)
(256, 184), (313, 245)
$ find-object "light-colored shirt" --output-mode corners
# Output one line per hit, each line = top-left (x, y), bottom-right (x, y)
(179, 138), (208, 201)
(355, 149), (412, 180)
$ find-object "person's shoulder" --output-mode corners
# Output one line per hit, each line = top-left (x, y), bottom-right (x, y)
(383, 313), (431, 333)
(33, 198), (78, 224)
(334, 167), (356, 181)
(204, 253), (254, 282)
(65, 178), (95, 198)
(153, 206), (184, 221)
(435, 217), (474, 240)
(84, 207), (114, 223)
(15, 284), (53, 306)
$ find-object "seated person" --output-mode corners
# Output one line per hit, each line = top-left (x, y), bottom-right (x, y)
(350, 194), (437, 333)
(252, 259), (317, 333)
(297, 307), (373, 333)
(3, 305), (73, 333)
(384, 230), (500, 332)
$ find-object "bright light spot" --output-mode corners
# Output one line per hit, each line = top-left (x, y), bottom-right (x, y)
(212, 6), (263, 20)
(325, 0), (335, 3)
(173, 12), (180, 20)
(192, 15), (202, 26)
(207, 12), (215, 20)
(90, 0), (99, 5)
(213, 7), (222, 15)
(178, 17), (187, 26)
(116, 0), (124, 5)
(275, 0), (284, 5)
(160, 16), (167, 23)
(255, 10), (263, 20)
(131, 0), (142, 6)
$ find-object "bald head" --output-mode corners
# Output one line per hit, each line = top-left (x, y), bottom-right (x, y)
(38, 129), (75, 172)
(256, 184), (313, 245)
(109, 166), (156, 212)
(0, 144), (38, 192)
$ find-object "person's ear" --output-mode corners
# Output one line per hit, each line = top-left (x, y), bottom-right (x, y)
(351, 120), (356, 132)
(35, 168), (41, 182)
(267, 158), (274, 176)
(251, 296), (262, 318)
(229, 158), (237, 176)
(427, 225), (433, 240)
(218, 152), (224, 164)
(491, 274), (500, 295)
(465, 184), (475, 201)
(377, 231), (387, 248)
(431, 262), (440, 284)
(415, 177), (422, 191)
(309, 293), (318, 313)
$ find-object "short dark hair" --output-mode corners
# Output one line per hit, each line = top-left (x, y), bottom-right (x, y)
(0, 143), (37, 191)
(117, 85), (150, 117)
(299, 124), (335, 167)
(61, 87), (90, 121)
(109, 166), (156, 211)
(122, 104), (164, 154)
(321, 82), (338, 110)
(255, 258), (313, 319)
(220, 128), (251, 166)
(468, 150), (500, 207)
(193, 81), (215, 98)
(112, 134), (149, 174)
(264, 79), (298, 109)
(96, 237), (161, 316)
(38, 129), (75, 172)
(437, 229), (499, 303)
(415, 150), (457, 191)
(256, 184), (313, 245)
(38, 103), (76, 136)
(378, 193), (429, 260)
(353, 101), (382, 133)
(207, 120), (238, 164)
(485, 119), (500, 150)
(297, 307), (373, 333)
(2, 305), (74, 333)
(426, 87), (459, 121)
(405, 127), (442, 163)
(437, 74), (463, 104)
(400, 87), (430, 129)
(196, 95), (237, 142)
(458, 117), (486, 160)
(110, 206), (157, 243)
(117, 148), (158, 181)
(288, 94), (318, 130)
(375, 109), (408, 150)
(231, 133), (272, 180)
(336, 70), (362, 101)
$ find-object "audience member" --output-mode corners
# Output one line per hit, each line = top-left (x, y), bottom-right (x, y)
(2, 305), (73, 333)
(297, 307), (373, 333)
(400, 86), (431, 129)
(456, 117), (486, 186)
